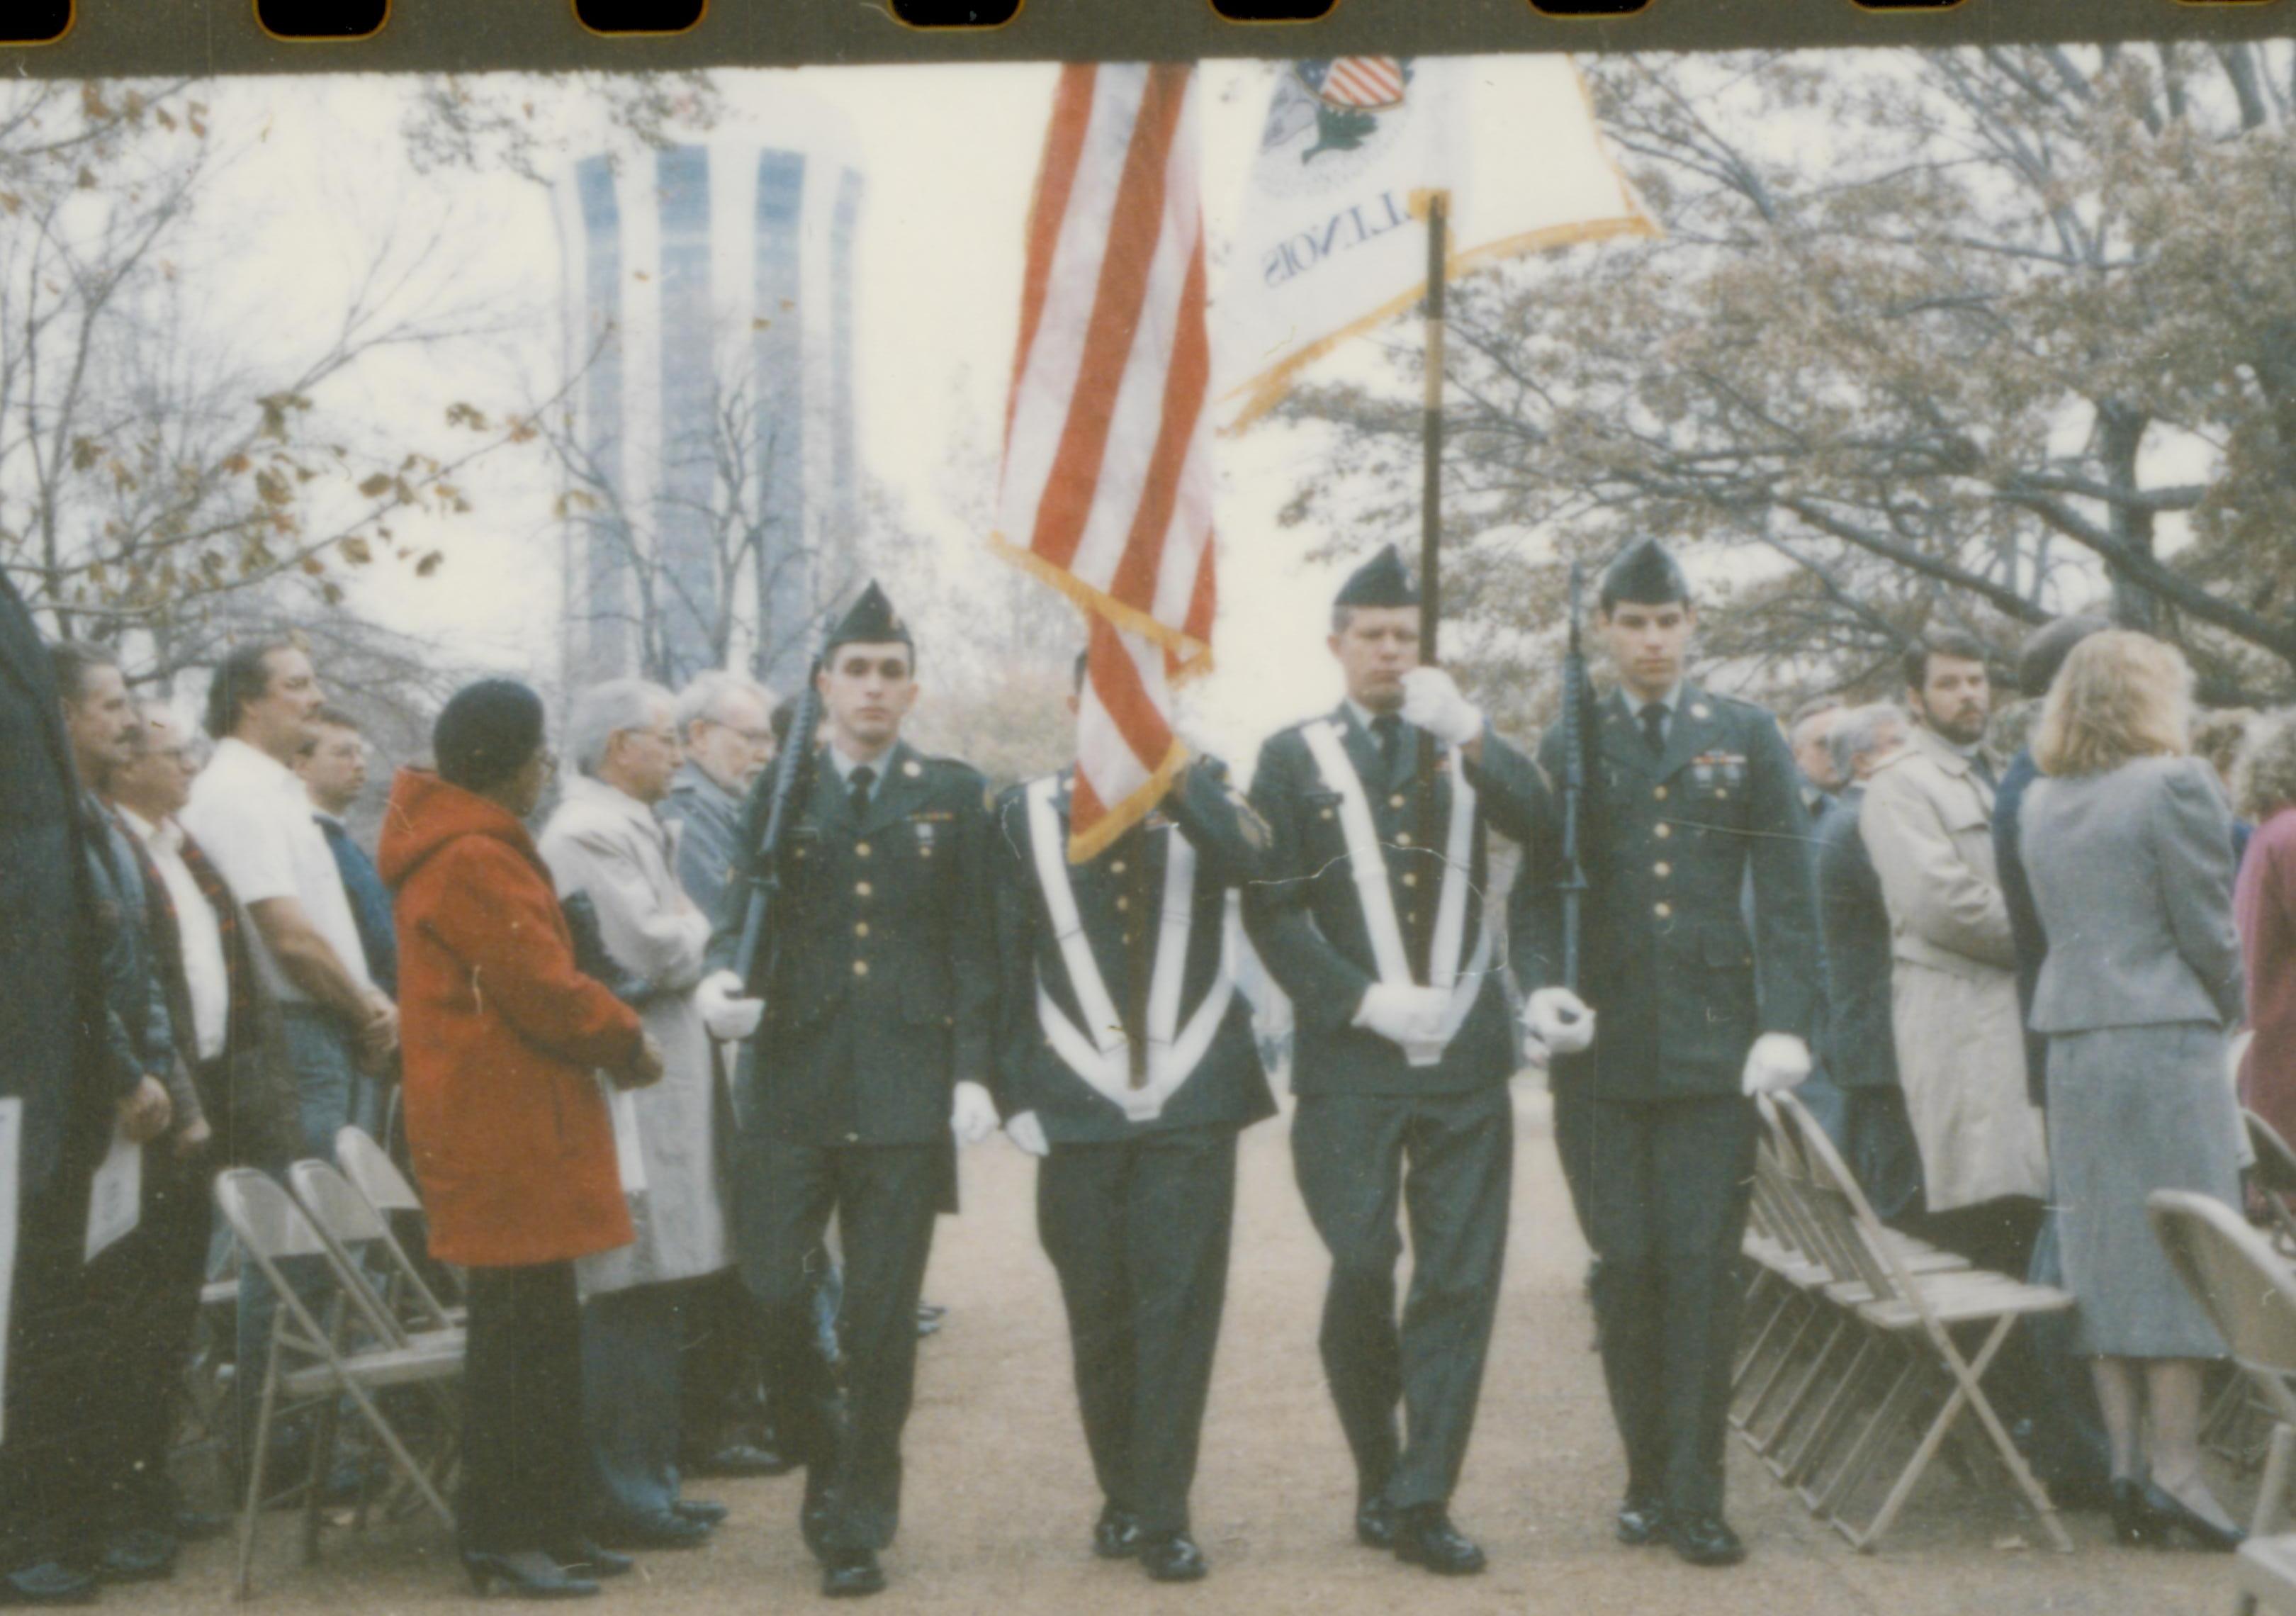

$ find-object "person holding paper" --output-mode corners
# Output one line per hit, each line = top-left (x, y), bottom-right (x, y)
(1243, 546), (1551, 1578)
(380, 679), (665, 1601)
(989, 651), (1276, 1585)
(0, 578), (113, 1608)
(539, 680), (733, 1553)
(1510, 539), (1819, 1569)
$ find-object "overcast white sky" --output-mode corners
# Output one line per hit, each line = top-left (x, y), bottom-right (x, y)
(197, 60), (1403, 761)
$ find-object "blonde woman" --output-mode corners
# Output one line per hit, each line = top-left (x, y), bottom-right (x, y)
(2235, 712), (2296, 1153)
(2020, 632), (2246, 1551)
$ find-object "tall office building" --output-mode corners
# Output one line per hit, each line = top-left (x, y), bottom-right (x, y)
(553, 94), (864, 690)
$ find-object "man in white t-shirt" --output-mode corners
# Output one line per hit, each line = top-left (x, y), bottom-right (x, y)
(182, 638), (394, 1157)
(180, 636), (396, 1466)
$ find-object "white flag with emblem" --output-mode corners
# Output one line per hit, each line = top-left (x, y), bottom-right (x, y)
(1220, 55), (1657, 427)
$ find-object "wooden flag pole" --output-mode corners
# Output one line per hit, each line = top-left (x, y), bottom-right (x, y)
(1409, 189), (1449, 981)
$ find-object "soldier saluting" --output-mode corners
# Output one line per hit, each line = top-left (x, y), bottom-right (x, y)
(1244, 546), (1551, 1578)
(1511, 538), (1819, 1569)
(696, 582), (1001, 1600)
(989, 651), (1278, 1585)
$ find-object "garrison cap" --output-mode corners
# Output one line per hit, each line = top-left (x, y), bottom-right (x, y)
(1598, 537), (1692, 612)
(825, 580), (913, 656)
(1334, 545), (1419, 610)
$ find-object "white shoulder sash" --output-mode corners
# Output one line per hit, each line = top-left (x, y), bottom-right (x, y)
(1026, 777), (1238, 1122)
(1299, 720), (1492, 1065)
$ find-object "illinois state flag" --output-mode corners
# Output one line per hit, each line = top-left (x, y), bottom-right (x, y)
(1221, 55), (1658, 425)
(995, 63), (1215, 860)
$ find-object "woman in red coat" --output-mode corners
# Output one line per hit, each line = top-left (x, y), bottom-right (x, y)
(2236, 713), (2296, 1154)
(380, 680), (663, 1600)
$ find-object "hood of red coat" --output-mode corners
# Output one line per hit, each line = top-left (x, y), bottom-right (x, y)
(378, 766), (541, 892)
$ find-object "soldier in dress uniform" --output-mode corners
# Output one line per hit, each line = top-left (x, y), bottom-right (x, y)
(1244, 546), (1551, 1578)
(990, 651), (1278, 1585)
(696, 582), (1001, 1600)
(1511, 537), (1819, 1568)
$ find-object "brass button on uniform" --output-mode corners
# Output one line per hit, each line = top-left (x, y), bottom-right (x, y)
(1115, 897), (1130, 912)
(1654, 785), (1668, 801)
(855, 841), (872, 858)
(852, 959), (870, 977)
(1654, 824), (1672, 840)
(1654, 901), (1673, 919)
(1390, 794), (1407, 809)
(1654, 862), (1672, 878)
(855, 881), (873, 897)
(1402, 873), (1419, 887)
(1395, 832), (1413, 846)
(1111, 860), (1127, 875)
(854, 921), (870, 938)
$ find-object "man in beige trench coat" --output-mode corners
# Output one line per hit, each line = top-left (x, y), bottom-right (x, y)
(1859, 630), (2048, 1277)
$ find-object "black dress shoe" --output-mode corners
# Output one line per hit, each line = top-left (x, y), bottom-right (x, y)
(461, 1550), (601, 1600)
(686, 1442), (793, 1478)
(1393, 1505), (1486, 1576)
(0, 1563), (98, 1606)
(1354, 1497), (1397, 1550)
(2140, 1482), (2244, 1553)
(1615, 1491), (1667, 1547)
(1665, 1510), (1748, 1568)
(821, 1549), (885, 1598)
(96, 1527), (176, 1583)
(1140, 1532), (1208, 1583)
(590, 1510), (713, 1551)
(1092, 1503), (1145, 1560)
(673, 1498), (730, 1528)
(546, 1541), (634, 1579)
(2109, 1478), (2160, 1547)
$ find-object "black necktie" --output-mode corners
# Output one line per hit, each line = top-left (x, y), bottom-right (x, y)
(847, 765), (875, 826)
(1372, 712), (1402, 778)
(1639, 702), (1667, 757)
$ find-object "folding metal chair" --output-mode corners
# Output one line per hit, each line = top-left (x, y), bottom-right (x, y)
(213, 1168), (461, 1598)
(1775, 1092), (2074, 1553)
(299, 1151), (463, 1340)
(336, 1124), (465, 1312)
(2146, 1189), (2296, 1614)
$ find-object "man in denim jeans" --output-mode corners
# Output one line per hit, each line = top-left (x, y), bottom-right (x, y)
(181, 637), (397, 1467)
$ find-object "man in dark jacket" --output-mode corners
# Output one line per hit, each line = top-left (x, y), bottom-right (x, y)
(700, 583), (997, 1599)
(991, 651), (1275, 1584)
(0, 584), (113, 1605)
(1512, 539), (1819, 1568)
(1813, 704), (1923, 1223)
(1245, 546), (1551, 1578)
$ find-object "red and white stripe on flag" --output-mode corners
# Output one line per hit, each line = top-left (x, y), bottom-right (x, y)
(994, 62), (1216, 862)
(1320, 58), (1405, 110)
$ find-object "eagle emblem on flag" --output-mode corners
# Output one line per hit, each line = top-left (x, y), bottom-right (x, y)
(1281, 59), (1414, 164)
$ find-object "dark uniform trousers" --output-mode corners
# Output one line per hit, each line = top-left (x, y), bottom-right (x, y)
(1551, 1087), (1755, 1520)
(1037, 1126), (1237, 1536)
(1291, 1087), (1514, 1512)
(741, 1136), (942, 1556)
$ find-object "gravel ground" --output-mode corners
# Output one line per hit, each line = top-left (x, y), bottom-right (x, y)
(163, 1087), (2238, 1615)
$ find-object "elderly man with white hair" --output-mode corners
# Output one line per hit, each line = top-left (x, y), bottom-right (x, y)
(539, 678), (733, 1551)
(661, 671), (777, 926)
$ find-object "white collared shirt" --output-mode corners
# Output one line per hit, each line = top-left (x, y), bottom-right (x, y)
(181, 736), (373, 1006)
(118, 805), (230, 1062)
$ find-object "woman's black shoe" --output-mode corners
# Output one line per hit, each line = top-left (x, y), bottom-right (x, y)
(2108, 1479), (2159, 1547)
(2139, 1483), (2244, 1553)
(461, 1550), (602, 1600)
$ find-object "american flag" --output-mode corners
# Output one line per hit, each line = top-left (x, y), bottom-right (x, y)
(995, 63), (1215, 861)
(1301, 57), (1407, 111)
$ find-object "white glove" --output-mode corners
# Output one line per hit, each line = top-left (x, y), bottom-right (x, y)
(1399, 667), (1484, 748)
(1522, 987), (1596, 1056)
(695, 969), (764, 1042)
(1354, 982), (1450, 1049)
(1741, 1032), (1814, 1096)
(950, 1080), (1000, 1146)
(1004, 1110), (1050, 1157)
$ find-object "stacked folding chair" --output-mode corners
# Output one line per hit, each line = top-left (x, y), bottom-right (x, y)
(1731, 1092), (2075, 1552)
(212, 1167), (463, 1597)
(2146, 1190), (2296, 1615)
(335, 1124), (466, 1315)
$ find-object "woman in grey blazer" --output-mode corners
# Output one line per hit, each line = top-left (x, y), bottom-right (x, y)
(2021, 632), (2246, 1551)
